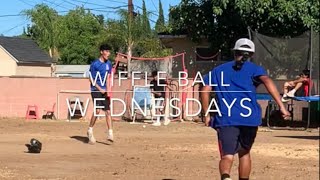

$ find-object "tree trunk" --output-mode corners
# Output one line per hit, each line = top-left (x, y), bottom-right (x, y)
(127, 43), (133, 77)
(49, 47), (53, 58)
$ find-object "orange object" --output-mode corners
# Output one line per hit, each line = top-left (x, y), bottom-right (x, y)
(26, 105), (39, 120)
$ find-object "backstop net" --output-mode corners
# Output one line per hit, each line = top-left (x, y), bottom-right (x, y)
(253, 30), (319, 95)
(253, 29), (319, 128)
(114, 53), (187, 121)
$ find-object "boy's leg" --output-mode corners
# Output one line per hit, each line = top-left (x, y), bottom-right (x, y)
(238, 126), (258, 179)
(152, 99), (162, 126)
(282, 82), (293, 102)
(217, 126), (240, 179)
(287, 82), (303, 97)
(89, 109), (101, 127)
(87, 92), (102, 144)
(104, 97), (114, 142)
(283, 82), (290, 95)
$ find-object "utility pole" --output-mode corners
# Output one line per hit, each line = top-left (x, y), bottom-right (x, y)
(127, 0), (133, 77)
(128, 0), (133, 19)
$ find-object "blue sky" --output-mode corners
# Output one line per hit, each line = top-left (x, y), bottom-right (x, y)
(0, 0), (181, 36)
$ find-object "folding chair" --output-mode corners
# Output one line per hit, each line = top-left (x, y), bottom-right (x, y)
(131, 86), (154, 124)
(43, 103), (56, 120)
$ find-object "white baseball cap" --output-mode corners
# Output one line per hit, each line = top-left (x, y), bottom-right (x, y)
(233, 38), (255, 52)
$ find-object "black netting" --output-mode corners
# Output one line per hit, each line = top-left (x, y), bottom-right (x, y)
(253, 30), (319, 95)
(253, 31), (310, 79)
(311, 31), (319, 95)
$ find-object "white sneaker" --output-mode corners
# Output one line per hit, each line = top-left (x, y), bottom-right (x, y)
(224, 178), (232, 180)
(107, 133), (114, 142)
(286, 90), (296, 97)
(152, 121), (161, 126)
(164, 119), (171, 126)
(87, 130), (96, 144)
(281, 96), (291, 103)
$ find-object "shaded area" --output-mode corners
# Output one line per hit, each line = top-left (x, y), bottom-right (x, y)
(96, 141), (111, 146)
(70, 136), (88, 144)
(275, 136), (319, 140)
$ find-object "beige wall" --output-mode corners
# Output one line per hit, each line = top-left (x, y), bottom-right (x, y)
(0, 47), (17, 76)
(16, 64), (51, 77)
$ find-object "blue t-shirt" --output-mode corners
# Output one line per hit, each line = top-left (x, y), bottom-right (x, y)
(203, 60), (267, 127)
(89, 59), (112, 91)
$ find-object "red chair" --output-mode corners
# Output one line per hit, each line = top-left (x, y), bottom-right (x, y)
(43, 103), (56, 120)
(26, 105), (39, 120)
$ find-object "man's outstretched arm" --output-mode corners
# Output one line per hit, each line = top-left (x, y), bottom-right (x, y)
(259, 75), (291, 118)
(201, 85), (212, 126)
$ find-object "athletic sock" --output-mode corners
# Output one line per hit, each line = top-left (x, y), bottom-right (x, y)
(108, 129), (113, 135)
(221, 174), (231, 180)
(88, 127), (93, 132)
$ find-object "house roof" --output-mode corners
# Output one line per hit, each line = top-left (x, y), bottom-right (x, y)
(55, 65), (90, 73)
(0, 36), (52, 64)
(158, 34), (188, 39)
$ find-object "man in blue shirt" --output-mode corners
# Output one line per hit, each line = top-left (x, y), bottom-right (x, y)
(87, 44), (113, 144)
(201, 38), (290, 180)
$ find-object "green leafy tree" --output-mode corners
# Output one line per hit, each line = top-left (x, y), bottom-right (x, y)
(168, 0), (319, 58)
(56, 7), (103, 64)
(142, 0), (152, 36)
(155, 0), (165, 33)
(23, 4), (59, 59)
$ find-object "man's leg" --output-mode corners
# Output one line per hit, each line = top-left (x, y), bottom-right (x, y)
(220, 155), (234, 179)
(238, 149), (251, 179)
(217, 127), (240, 180)
(238, 126), (258, 180)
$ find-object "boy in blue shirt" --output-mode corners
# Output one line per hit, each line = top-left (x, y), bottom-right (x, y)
(87, 44), (113, 144)
(201, 38), (290, 180)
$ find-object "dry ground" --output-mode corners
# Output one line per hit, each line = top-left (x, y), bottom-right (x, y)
(0, 118), (319, 180)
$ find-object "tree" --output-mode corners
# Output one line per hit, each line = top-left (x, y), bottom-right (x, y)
(23, 4), (59, 59)
(56, 7), (103, 64)
(142, 0), (151, 36)
(168, 0), (319, 58)
(23, 3), (170, 66)
(155, 0), (165, 33)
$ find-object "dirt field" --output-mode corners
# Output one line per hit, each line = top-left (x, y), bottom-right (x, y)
(0, 118), (319, 180)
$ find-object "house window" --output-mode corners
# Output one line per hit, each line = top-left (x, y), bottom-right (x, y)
(195, 47), (220, 62)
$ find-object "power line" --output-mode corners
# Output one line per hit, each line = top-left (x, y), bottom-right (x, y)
(71, 0), (126, 8)
(17, 0), (34, 7)
(0, 8), (120, 18)
(43, 0), (69, 10)
(0, 14), (22, 18)
(104, 0), (128, 4)
(135, 5), (168, 21)
(82, 0), (89, 6)
(1, 21), (28, 34)
(150, 0), (159, 14)
(54, 0), (68, 9)
(59, 0), (78, 7)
